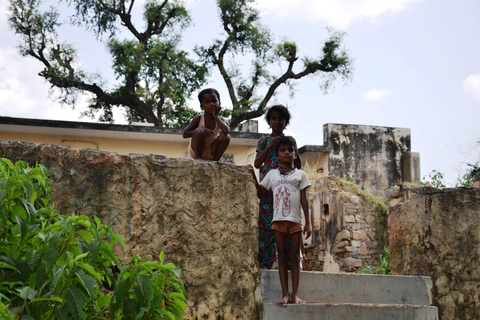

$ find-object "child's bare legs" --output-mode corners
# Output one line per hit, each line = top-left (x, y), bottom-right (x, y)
(211, 133), (230, 161)
(273, 230), (290, 307)
(190, 127), (207, 159)
(289, 231), (305, 304)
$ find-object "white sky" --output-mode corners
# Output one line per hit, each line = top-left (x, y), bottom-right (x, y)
(1, 0), (480, 186)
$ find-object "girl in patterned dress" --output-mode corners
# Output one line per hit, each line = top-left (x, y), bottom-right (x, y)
(254, 105), (301, 269)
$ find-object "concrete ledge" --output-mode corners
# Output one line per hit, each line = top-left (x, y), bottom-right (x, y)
(261, 270), (433, 305)
(263, 303), (438, 320)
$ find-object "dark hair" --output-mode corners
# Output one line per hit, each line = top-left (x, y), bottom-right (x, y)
(265, 105), (291, 126)
(198, 88), (221, 104)
(274, 136), (295, 156)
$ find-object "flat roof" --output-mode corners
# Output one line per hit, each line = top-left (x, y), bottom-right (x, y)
(0, 116), (264, 147)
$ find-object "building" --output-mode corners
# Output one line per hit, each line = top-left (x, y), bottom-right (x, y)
(0, 116), (262, 165)
(0, 117), (420, 195)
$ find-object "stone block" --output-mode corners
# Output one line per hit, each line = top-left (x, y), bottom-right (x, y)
(345, 257), (363, 268)
(350, 195), (360, 205)
(351, 240), (361, 247)
(359, 242), (368, 255)
(353, 230), (368, 241)
(344, 215), (356, 223)
(334, 229), (351, 242)
(334, 240), (349, 249)
(366, 214), (375, 225)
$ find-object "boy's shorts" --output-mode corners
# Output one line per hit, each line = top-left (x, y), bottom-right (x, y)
(272, 221), (303, 235)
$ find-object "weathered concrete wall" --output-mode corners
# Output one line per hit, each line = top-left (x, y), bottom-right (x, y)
(0, 141), (261, 320)
(324, 123), (415, 197)
(304, 177), (385, 273)
(389, 185), (480, 320)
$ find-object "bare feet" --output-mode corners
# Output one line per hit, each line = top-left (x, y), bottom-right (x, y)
(276, 294), (289, 307)
(291, 295), (306, 304)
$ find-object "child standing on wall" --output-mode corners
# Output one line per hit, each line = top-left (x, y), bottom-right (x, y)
(183, 88), (230, 161)
(254, 105), (301, 269)
(249, 136), (311, 306)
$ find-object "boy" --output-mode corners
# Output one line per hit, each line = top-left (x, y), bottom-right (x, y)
(249, 136), (312, 306)
(183, 88), (230, 161)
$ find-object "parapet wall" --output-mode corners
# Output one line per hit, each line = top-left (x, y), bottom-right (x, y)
(325, 123), (416, 197)
(389, 185), (480, 320)
(305, 177), (385, 273)
(0, 141), (261, 320)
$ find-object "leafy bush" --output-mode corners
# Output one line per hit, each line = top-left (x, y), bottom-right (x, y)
(457, 162), (480, 187)
(422, 169), (447, 188)
(360, 246), (390, 275)
(0, 158), (186, 319)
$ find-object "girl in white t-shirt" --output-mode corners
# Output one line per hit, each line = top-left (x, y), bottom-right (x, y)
(249, 136), (311, 307)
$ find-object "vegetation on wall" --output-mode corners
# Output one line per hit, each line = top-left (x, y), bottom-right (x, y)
(0, 158), (186, 319)
(457, 162), (480, 187)
(337, 176), (389, 251)
(360, 246), (390, 275)
(422, 169), (447, 188)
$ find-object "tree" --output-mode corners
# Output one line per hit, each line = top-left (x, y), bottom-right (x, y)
(457, 162), (480, 187)
(8, 0), (207, 127)
(195, 0), (353, 128)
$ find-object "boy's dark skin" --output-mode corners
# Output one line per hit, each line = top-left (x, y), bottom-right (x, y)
(183, 91), (230, 161)
(249, 142), (311, 307)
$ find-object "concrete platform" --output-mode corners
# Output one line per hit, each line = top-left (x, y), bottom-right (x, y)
(263, 303), (439, 320)
(261, 270), (438, 320)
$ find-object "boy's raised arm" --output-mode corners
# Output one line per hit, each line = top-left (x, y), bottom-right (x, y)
(254, 136), (280, 168)
(213, 106), (230, 134)
(183, 115), (201, 138)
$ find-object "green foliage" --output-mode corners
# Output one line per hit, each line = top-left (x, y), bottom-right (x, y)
(8, 0), (207, 127)
(0, 158), (186, 319)
(422, 169), (447, 188)
(456, 162), (480, 187)
(360, 246), (391, 275)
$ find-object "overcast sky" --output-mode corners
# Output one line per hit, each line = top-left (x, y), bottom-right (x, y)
(1, 0), (480, 185)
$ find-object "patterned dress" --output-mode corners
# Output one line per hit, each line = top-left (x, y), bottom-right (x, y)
(256, 135), (296, 269)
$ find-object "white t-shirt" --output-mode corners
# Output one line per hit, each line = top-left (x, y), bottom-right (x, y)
(260, 168), (311, 225)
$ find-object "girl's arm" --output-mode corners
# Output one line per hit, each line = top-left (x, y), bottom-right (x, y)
(248, 165), (269, 198)
(182, 115), (202, 138)
(301, 188), (311, 240)
(254, 136), (280, 168)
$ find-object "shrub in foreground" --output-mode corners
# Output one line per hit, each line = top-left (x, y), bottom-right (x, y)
(0, 158), (186, 319)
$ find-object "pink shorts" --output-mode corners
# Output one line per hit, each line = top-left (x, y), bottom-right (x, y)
(272, 221), (303, 235)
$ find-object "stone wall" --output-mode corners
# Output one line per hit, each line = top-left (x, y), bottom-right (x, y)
(389, 185), (480, 320)
(0, 141), (261, 320)
(304, 177), (386, 273)
(324, 123), (417, 197)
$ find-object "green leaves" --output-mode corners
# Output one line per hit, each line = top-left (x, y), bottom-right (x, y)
(8, 0), (208, 127)
(65, 286), (87, 320)
(0, 159), (186, 319)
